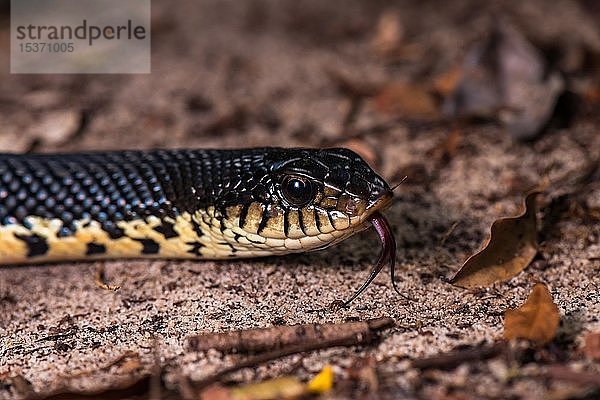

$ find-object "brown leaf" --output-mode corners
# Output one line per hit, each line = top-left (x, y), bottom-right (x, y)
(450, 192), (539, 288)
(443, 21), (565, 140)
(504, 283), (560, 345)
(584, 332), (600, 361)
(373, 81), (438, 119)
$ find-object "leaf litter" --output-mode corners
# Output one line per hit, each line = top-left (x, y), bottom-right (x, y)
(443, 21), (565, 140)
(503, 283), (560, 345)
(450, 191), (540, 288)
(198, 365), (333, 400)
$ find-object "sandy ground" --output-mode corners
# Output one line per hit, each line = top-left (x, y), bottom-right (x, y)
(0, 1), (599, 399)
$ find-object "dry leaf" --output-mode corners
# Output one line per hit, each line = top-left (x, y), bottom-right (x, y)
(199, 366), (334, 400)
(583, 332), (600, 361)
(504, 283), (560, 345)
(450, 192), (539, 288)
(307, 365), (334, 394)
(373, 81), (438, 119)
(231, 377), (305, 400)
(443, 21), (564, 140)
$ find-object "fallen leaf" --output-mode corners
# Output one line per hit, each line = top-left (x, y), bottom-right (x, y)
(199, 366), (336, 400)
(443, 21), (565, 140)
(307, 365), (334, 394)
(450, 192), (539, 288)
(583, 332), (600, 361)
(231, 377), (305, 400)
(373, 81), (438, 119)
(504, 283), (560, 345)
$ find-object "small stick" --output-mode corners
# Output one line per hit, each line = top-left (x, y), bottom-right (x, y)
(411, 341), (506, 370)
(440, 221), (460, 246)
(189, 318), (395, 389)
(188, 317), (394, 354)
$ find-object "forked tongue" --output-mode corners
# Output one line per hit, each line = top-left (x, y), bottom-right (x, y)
(340, 211), (406, 307)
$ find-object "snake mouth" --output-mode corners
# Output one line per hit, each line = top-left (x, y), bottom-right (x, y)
(338, 186), (406, 307)
(360, 186), (394, 223)
(369, 187), (393, 210)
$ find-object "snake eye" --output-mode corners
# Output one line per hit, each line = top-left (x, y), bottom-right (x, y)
(281, 176), (315, 207)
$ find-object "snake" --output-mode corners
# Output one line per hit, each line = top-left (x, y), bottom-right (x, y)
(0, 147), (399, 304)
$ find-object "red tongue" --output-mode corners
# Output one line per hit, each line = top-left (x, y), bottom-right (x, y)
(341, 211), (404, 307)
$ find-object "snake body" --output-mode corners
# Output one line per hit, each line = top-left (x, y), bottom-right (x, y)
(0, 148), (393, 265)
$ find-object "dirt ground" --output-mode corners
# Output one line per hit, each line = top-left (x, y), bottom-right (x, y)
(0, 1), (599, 399)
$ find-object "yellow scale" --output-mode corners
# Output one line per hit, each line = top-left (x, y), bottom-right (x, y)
(0, 192), (371, 265)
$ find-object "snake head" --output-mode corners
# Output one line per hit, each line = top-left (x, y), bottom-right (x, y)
(212, 148), (393, 256)
(270, 147), (392, 225)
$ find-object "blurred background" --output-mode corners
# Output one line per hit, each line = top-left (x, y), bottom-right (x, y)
(0, 0), (599, 158)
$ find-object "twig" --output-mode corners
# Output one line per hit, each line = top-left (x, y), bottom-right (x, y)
(189, 318), (395, 389)
(440, 221), (460, 246)
(411, 341), (506, 370)
(188, 317), (394, 354)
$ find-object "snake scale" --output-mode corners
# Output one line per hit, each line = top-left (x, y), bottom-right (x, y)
(0, 147), (398, 303)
